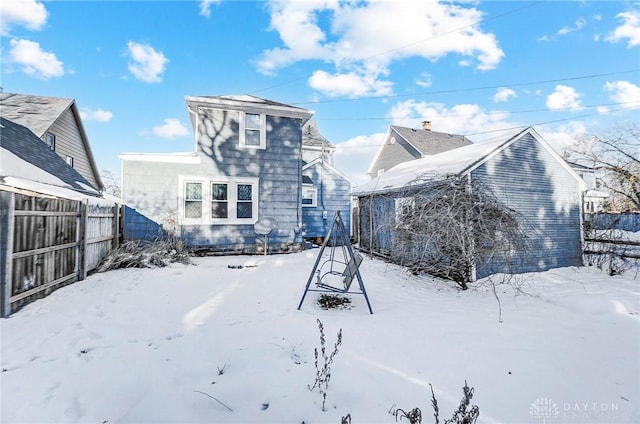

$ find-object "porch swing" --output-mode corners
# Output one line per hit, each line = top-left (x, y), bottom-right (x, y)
(297, 211), (373, 314)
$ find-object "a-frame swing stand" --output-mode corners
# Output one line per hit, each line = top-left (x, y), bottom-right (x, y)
(297, 211), (373, 314)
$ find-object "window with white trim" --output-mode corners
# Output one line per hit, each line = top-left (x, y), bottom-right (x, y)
(180, 177), (259, 223)
(184, 182), (203, 219)
(66, 156), (74, 167)
(302, 185), (317, 207)
(239, 112), (266, 149)
(211, 183), (229, 219)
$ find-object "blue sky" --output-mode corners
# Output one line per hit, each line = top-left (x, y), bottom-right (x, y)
(2, 0), (639, 185)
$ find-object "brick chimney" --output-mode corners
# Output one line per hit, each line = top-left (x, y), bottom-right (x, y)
(422, 120), (431, 131)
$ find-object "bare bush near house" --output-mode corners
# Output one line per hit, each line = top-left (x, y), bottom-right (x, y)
(387, 176), (527, 289)
(96, 236), (191, 272)
(583, 221), (638, 276)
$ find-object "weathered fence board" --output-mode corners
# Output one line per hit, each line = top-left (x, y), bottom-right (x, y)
(1, 190), (120, 317)
(585, 213), (640, 232)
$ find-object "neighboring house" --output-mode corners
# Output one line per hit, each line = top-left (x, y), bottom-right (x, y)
(367, 121), (473, 178)
(121, 95), (314, 252)
(0, 117), (100, 197)
(568, 161), (610, 213)
(0, 92), (104, 191)
(355, 127), (585, 280)
(301, 119), (352, 240)
(1, 117), (115, 316)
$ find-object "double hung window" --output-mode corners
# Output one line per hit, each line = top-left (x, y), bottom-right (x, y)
(239, 112), (266, 149)
(181, 177), (258, 223)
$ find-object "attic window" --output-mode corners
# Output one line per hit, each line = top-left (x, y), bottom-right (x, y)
(44, 133), (55, 150)
(240, 112), (266, 149)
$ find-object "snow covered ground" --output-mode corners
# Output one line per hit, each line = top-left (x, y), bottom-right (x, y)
(1, 250), (638, 423)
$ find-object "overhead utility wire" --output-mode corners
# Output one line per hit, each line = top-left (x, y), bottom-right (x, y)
(315, 100), (640, 121)
(331, 105), (637, 150)
(249, 1), (543, 95)
(290, 69), (640, 106)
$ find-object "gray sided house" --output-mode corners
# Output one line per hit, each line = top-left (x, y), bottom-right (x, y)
(121, 95), (314, 252)
(355, 127), (586, 280)
(301, 120), (352, 240)
(367, 121), (472, 179)
(0, 92), (104, 191)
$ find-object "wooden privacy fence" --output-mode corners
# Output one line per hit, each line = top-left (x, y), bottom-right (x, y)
(0, 190), (120, 317)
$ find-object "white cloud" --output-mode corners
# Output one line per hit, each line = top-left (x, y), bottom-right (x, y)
(546, 85), (582, 111)
(308, 70), (393, 97)
(539, 121), (588, 153)
(334, 132), (387, 186)
(199, 0), (221, 18)
(387, 99), (514, 141)
(558, 18), (586, 36)
(0, 0), (47, 35)
(152, 118), (189, 138)
(8, 38), (64, 79)
(539, 17), (588, 42)
(415, 72), (432, 88)
(257, 0), (503, 97)
(604, 80), (640, 110)
(80, 108), (113, 122)
(126, 41), (169, 83)
(493, 87), (516, 103)
(605, 10), (640, 47)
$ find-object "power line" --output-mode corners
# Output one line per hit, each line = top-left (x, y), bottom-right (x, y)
(290, 69), (640, 106)
(330, 105), (638, 149)
(314, 100), (640, 121)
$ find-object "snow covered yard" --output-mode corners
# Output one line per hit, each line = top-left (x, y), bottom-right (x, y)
(1, 250), (638, 424)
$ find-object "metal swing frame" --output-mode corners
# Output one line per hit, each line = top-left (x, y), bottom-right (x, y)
(297, 211), (373, 314)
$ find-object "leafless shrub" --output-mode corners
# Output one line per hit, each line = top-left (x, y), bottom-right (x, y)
(383, 176), (527, 289)
(430, 381), (479, 424)
(583, 221), (638, 276)
(96, 235), (191, 272)
(308, 319), (343, 411)
(391, 381), (479, 424)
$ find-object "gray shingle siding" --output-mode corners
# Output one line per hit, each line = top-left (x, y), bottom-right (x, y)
(302, 162), (351, 238)
(369, 126), (472, 178)
(122, 109), (306, 251)
(369, 132), (420, 177)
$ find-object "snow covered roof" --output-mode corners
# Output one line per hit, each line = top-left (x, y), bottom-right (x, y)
(355, 128), (527, 195)
(0, 118), (100, 198)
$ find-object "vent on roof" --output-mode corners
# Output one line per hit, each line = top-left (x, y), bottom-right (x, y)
(422, 120), (432, 131)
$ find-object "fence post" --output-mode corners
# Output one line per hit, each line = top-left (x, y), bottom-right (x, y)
(113, 204), (121, 249)
(1, 191), (15, 317)
(79, 200), (88, 281)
